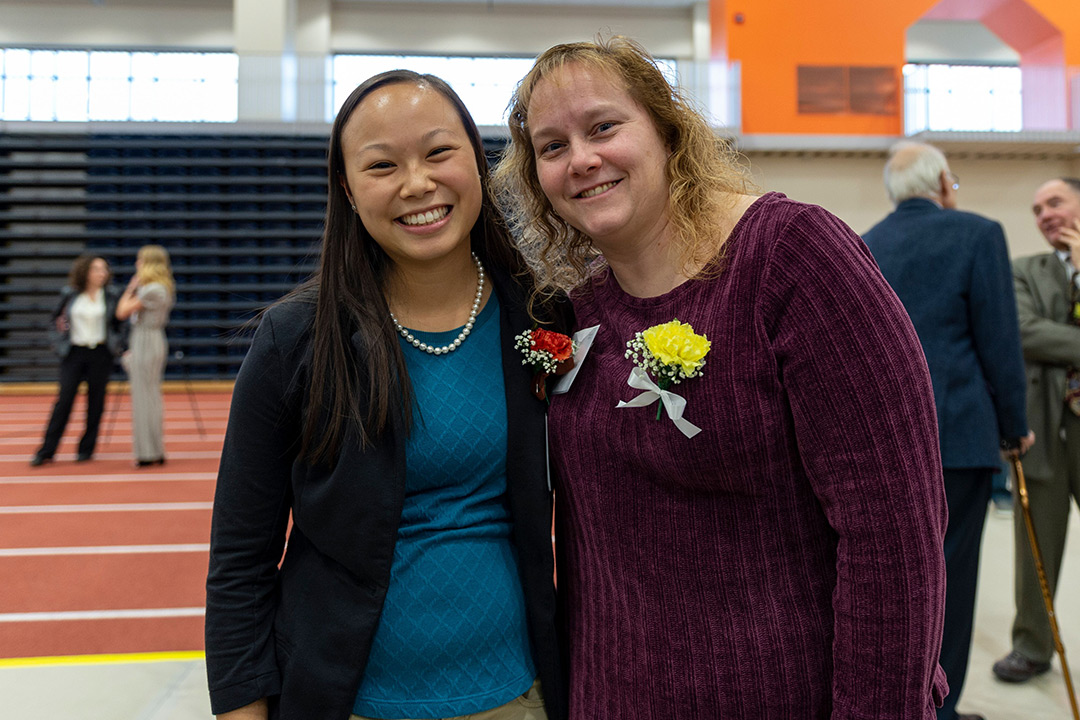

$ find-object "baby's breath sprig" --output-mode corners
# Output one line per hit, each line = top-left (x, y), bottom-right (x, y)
(515, 330), (571, 375)
(515, 327), (577, 401)
(623, 319), (710, 420)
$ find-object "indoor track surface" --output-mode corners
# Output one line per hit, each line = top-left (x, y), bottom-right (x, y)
(0, 391), (227, 661)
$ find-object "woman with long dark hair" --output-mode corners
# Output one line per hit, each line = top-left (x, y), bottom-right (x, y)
(30, 254), (124, 466)
(205, 71), (568, 720)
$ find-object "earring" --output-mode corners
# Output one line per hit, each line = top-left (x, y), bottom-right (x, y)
(350, 204), (356, 212)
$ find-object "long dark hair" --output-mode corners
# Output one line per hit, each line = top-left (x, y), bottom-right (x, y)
(296, 70), (530, 464)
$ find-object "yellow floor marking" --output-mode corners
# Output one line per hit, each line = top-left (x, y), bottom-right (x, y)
(0, 651), (204, 668)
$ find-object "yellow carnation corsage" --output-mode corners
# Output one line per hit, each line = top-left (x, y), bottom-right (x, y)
(617, 319), (710, 438)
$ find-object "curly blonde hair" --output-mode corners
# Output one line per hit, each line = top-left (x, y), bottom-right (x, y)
(136, 245), (175, 293)
(493, 36), (754, 292)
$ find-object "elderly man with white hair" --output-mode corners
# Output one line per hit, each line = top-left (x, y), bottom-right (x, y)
(863, 141), (1031, 720)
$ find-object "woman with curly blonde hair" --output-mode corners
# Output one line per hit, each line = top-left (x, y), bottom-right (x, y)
(116, 244), (174, 466)
(494, 36), (751, 292)
(495, 36), (948, 718)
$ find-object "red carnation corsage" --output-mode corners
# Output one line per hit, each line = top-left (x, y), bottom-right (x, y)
(514, 327), (577, 401)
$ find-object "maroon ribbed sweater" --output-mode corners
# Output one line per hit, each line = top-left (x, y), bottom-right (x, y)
(549, 193), (948, 719)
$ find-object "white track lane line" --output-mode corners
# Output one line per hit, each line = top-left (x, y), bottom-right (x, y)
(0, 434), (224, 445)
(0, 543), (209, 557)
(0, 404), (230, 411)
(0, 473), (216, 484)
(0, 608), (205, 622)
(0, 450), (223, 462)
(0, 502), (213, 514)
(0, 419), (229, 427)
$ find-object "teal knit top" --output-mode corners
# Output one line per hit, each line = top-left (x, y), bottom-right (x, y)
(353, 294), (536, 718)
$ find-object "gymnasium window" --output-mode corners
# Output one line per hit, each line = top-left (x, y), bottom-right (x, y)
(0, 48), (239, 122)
(332, 54), (679, 126)
(903, 63), (1021, 134)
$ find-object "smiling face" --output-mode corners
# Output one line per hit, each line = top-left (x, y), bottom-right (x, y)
(338, 82), (482, 273)
(527, 63), (672, 255)
(1032, 179), (1080, 251)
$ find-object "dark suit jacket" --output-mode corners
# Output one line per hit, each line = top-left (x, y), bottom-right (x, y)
(205, 267), (568, 720)
(1012, 252), (1080, 479)
(863, 198), (1028, 469)
(48, 285), (126, 358)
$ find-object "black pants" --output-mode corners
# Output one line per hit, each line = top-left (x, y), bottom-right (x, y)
(37, 345), (113, 459)
(937, 467), (993, 720)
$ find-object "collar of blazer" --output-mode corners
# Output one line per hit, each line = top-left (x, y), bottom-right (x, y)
(1043, 250), (1073, 290)
(896, 197), (942, 213)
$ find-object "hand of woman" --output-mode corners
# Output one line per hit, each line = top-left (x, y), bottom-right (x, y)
(116, 278), (143, 321)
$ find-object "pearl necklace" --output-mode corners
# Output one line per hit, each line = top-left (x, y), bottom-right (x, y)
(390, 253), (485, 355)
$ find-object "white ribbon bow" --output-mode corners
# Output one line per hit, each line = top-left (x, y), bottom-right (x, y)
(615, 366), (702, 438)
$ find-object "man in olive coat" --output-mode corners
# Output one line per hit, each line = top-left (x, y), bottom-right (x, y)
(995, 177), (1080, 684)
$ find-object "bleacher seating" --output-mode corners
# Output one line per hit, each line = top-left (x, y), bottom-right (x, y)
(0, 132), (327, 382)
(0, 132), (511, 383)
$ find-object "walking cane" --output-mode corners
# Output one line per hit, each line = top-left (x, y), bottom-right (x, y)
(1008, 452), (1080, 719)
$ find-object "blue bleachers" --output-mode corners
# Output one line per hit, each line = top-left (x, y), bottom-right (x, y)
(0, 132), (327, 382)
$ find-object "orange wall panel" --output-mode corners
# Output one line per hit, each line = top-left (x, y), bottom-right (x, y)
(721, 0), (1079, 135)
(725, 1), (935, 134)
(1027, 0), (1080, 64)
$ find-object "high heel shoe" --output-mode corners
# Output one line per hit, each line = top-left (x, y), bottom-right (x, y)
(134, 457), (166, 468)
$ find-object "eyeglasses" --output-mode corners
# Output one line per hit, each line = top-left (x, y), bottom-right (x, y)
(947, 172), (959, 191)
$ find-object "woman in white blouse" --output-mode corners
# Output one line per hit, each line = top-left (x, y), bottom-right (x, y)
(31, 254), (125, 466)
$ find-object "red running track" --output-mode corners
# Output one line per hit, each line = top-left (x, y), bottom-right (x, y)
(0, 391), (229, 659)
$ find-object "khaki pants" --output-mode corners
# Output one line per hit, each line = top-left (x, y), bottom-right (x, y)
(350, 678), (546, 720)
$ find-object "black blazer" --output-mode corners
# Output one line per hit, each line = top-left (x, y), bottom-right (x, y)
(205, 266), (568, 720)
(48, 285), (126, 358)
